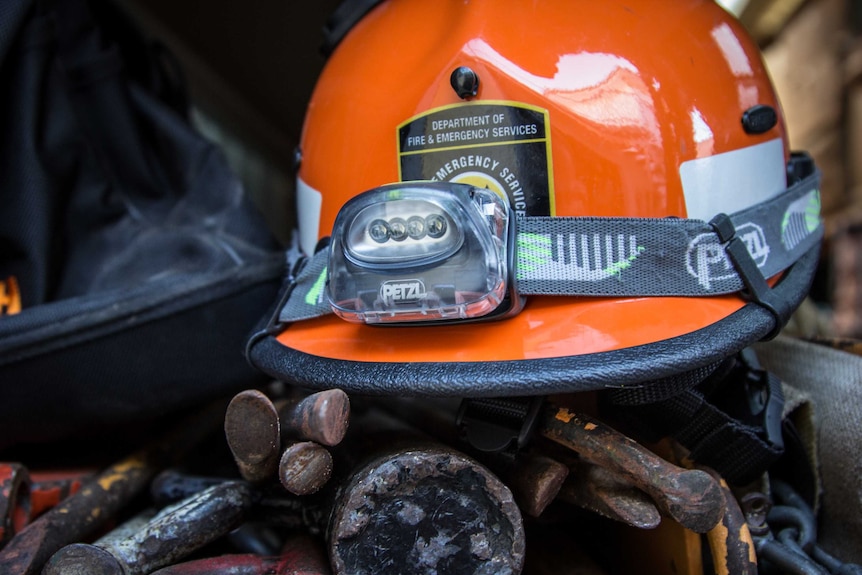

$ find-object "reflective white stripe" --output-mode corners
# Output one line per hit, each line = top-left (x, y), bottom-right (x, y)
(297, 176), (323, 256)
(679, 138), (785, 221)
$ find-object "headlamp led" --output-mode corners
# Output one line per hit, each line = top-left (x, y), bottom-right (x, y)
(328, 182), (519, 324)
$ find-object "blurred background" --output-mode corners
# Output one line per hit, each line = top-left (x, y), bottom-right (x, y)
(114, 0), (862, 340)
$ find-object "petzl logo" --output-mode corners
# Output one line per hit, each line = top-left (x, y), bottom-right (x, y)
(380, 280), (426, 304)
(686, 223), (769, 290)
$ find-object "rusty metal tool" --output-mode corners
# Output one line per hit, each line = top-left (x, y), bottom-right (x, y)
(152, 440), (525, 575)
(148, 534), (332, 575)
(310, 406), (526, 573)
(0, 467), (92, 545)
(278, 440), (332, 496)
(225, 388), (349, 484)
(558, 459), (662, 530)
(42, 480), (255, 575)
(539, 405), (725, 533)
(328, 442), (525, 575)
(150, 442), (523, 575)
(702, 467), (757, 575)
(225, 389), (283, 483)
(171, 407), (523, 575)
(0, 401), (225, 575)
(0, 463), (30, 550)
(150, 469), (325, 532)
(278, 388), (350, 447)
(499, 451), (569, 518)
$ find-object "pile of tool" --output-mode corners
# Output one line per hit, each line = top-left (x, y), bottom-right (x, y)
(0, 385), (856, 574)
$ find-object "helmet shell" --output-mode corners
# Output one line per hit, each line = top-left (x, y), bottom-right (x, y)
(263, 0), (812, 396)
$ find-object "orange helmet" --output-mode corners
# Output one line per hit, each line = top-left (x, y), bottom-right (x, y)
(247, 0), (822, 398)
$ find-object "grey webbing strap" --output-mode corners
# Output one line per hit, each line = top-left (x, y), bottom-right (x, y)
(515, 171), (821, 296)
(278, 247), (331, 322)
(280, 172), (821, 323)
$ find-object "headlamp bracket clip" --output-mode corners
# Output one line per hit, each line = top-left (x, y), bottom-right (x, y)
(709, 213), (792, 340)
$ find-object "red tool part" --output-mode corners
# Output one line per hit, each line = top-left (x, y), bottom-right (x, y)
(28, 472), (89, 521)
(149, 535), (332, 575)
(0, 463), (30, 549)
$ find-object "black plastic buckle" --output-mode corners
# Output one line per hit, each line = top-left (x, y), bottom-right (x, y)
(456, 396), (544, 454)
(710, 213), (793, 340)
(733, 350), (784, 456)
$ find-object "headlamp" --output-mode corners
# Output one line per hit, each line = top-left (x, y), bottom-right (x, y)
(328, 182), (519, 324)
(316, 171), (822, 328)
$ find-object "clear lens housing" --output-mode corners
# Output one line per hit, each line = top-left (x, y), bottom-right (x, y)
(328, 183), (511, 324)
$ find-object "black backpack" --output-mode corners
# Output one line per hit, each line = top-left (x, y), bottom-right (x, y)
(0, 0), (285, 448)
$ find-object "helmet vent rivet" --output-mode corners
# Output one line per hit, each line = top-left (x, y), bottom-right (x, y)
(450, 66), (480, 99)
(742, 105), (777, 134)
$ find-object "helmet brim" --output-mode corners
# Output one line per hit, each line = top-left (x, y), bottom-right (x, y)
(248, 245), (819, 397)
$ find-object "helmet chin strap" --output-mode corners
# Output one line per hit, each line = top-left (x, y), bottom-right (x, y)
(603, 348), (786, 486)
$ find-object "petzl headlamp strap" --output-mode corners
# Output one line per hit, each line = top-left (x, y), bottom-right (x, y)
(278, 171), (821, 323)
(278, 247), (331, 322)
(515, 170), (821, 297)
